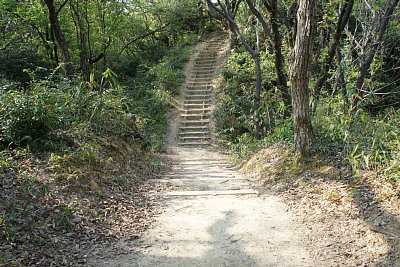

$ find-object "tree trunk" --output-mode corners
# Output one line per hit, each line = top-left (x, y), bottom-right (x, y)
(254, 54), (262, 139)
(245, 0), (291, 114)
(43, 0), (74, 77)
(198, 0), (205, 38)
(206, 0), (263, 139)
(70, 0), (91, 81)
(334, 46), (346, 94)
(228, 23), (238, 48)
(50, 26), (59, 64)
(313, 0), (354, 98)
(289, 0), (316, 159)
(264, 0), (292, 114)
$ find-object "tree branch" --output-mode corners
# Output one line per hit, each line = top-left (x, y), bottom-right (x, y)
(206, 0), (256, 57)
(56, 0), (69, 15)
(119, 23), (170, 55)
(245, 0), (273, 40)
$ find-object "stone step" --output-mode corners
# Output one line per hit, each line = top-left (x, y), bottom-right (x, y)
(179, 135), (211, 142)
(187, 85), (213, 90)
(181, 113), (211, 119)
(188, 75), (214, 79)
(187, 82), (213, 87)
(205, 43), (223, 47)
(184, 100), (212, 105)
(204, 46), (224, 50)
(195, 60), (217, 64)
(204, 49), (223, 52)
(195, 58), (217, 62)
(192, 66), (215, 70)
(185, 92), (212, 96)
(180, 120), (210, 126)
(189, 74), (214, 79)
(178, 142), (210, 146)
(197, 57), (217, 61)
(187, 79), (213, 83)
(187, 87), (213, 91)
(178, 131), (210, 137)
(191, 68), (215, 72)
(198, 52), (218, 56)
(191, 71), (215, 77)
(182, 108), (212, 113)
(179, 125), (209, 132)
(193, 65), (217, 69)
(183, 104), (211, 109)
(198, 53), (218, 57)
(186, 90), (212, 95)
(185, 96), (212, 101)
(205, 42), (225, 46)
(192, 69), (215, 73)
(181, 114), (211, 121)
(163, 189), (258, 196)
(187, 77), (213, 82)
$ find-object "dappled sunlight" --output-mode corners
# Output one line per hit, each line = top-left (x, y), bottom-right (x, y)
(241, 143), (398, 265)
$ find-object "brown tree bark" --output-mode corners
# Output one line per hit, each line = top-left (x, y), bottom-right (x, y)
(289, 0), (316, 159)
(43, 0), (74, 77)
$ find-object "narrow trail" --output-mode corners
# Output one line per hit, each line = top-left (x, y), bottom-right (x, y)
(88, 33), (323, 266)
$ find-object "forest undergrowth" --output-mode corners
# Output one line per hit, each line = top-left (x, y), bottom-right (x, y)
(214, 47), (400, 265)
(0, 31), (198, 267)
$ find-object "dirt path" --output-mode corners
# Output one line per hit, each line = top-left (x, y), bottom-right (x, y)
(91, 147), (323, 266)
(87, 33), (325, 266)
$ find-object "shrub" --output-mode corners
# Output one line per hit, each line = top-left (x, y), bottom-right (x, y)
(314, 96), (400, 180)
(0, 85), (64, 148)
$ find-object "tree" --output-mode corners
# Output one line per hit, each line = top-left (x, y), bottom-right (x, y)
(289, 0), (316, 159)
(43, 0), (74, 77)
(352, 0), (399, 110)
(207, 0), (263, 139)
(206, 0), (243, 48)
(245, 0), (292, 113)
(313, 0), (354, 98)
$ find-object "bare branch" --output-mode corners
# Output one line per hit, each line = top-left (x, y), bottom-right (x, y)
(119, 23), (170, 55)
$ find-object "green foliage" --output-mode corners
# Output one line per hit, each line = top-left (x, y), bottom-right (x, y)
(56, 205), (74, 229)
(0, 70), (131, 150)
(314, 96), (400, 180)
(125, 35), (196, 151)
(0, 86), (63, 148)
(215, 49), (291, 158)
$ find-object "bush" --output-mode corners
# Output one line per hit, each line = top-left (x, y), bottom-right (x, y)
(0, 69), (138, 151)
(215, 49), (289, 157)
(124, 34), (196, 151)
(314, 97), (400, 180)
(0, 86), (63, 148)
(0, 46), (51, 86)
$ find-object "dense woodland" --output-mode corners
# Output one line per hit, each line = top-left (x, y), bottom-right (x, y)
(0, 0), (399, 265)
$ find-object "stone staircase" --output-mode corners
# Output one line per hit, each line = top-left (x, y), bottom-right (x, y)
(155, 32), (258, 197)
(178, 33), (229, 146)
